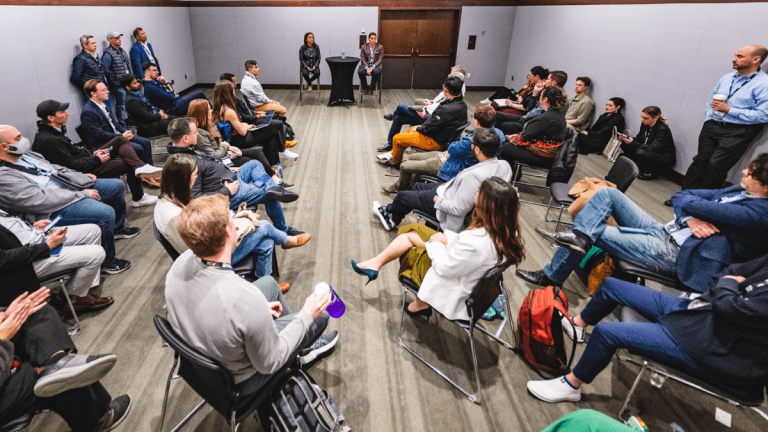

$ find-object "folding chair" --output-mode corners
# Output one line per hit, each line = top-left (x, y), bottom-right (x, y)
(512, 128), (579, 207)
(299, 70), (321, 104)
(38, 269), (81, 336)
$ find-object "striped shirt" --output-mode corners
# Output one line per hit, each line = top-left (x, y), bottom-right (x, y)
(705, 70), (768, 125)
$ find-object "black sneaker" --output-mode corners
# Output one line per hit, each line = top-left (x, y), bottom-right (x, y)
(264, 185), (299, 203)
(93, 394), (131, 432)
(101, 258), (131, 275)
(114, 227), (140, 239)
(299, 331), (339, 365)
(285, 226), (305, 236)
(280, 181), (296, 190)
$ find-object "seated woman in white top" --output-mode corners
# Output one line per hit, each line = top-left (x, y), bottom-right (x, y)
(153, 154), (310, 291)
(351, 177), (525, 320)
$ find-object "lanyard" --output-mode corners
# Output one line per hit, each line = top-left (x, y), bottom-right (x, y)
(727, 72), (756, 100)
(201, 259), (233, 271)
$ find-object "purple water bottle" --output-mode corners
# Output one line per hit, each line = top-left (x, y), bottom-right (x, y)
(314, 282), (345, 318)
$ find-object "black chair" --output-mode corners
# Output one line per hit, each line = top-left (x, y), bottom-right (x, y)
(125, 114), (170, 157)
(153, 315), (293, 432)
(545, 155), (640, 231)
(299, 70), (321, 104)
(0, 414), (34, 432)
(411, 120), (472, 154)
(511, 128), (579, 207)
(75, 125), (90, 148)
(398, 262), (516, 404)
(38, 269), (81, 335)
(359, 72), (382, 104)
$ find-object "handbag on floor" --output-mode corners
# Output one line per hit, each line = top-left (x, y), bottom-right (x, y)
(266, 369), (350, 432)
(602, 127), (623, 162)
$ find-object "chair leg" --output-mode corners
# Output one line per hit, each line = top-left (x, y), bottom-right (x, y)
(159, 355), (178, 432)
(231, 410), (237, 432)
(618, 360), (647, 420)
(59, 279), (81, 335)
(467, 326), (482, 405)
(169, 400), (206, 432)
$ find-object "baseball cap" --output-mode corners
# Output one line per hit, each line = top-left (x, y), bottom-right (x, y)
(36, 100), (70, 119)
(107, 31), (123, 39)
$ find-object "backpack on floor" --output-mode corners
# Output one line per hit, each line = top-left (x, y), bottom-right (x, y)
(266, 368), (350, 432)
(515, 286), (577, 376)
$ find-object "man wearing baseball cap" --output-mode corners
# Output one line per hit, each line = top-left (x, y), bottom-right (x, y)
(102, 32), (132, 129)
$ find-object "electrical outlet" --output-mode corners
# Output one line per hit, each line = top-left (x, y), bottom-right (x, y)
(715, 407), (732, 427)
(481, 30), (486, 35)
(466, 72), (470, 78)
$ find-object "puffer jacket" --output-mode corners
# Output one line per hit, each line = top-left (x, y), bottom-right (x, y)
(70, 50), (108, 90)
(102, 46), (133, 87)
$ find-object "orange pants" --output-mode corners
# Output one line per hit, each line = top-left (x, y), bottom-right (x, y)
(391, 126), (442, 164)
(253, 102), (287, 117)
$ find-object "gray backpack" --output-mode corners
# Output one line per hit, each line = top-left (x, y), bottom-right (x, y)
(267, 369), (349, 432)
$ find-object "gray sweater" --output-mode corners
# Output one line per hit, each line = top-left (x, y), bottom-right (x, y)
(195, 129), (229, 160)
(165, 251), (313, 383)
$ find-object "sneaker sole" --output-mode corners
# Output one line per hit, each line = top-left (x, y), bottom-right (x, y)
(135, 170), (162, 179)
(526, 385), (581, 403)
(114, 231), (140, 240)
(372, 202), (392, 231)
(102, 396), (132, 432)
(535, 228), (587, 254)
(265, 191), (299, 204)
(299, 333), (339, 365)
(34, 355), (118, 398)
(102, 263), (131, 275)
(131, 199), (157, 208)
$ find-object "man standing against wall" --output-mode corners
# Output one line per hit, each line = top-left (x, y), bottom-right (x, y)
(70, 35), (110, 107)
(130, 27), (160, 80)
(565, 76), (595, 132)
(102, 32), (132, 128)
(668, 45), (768, 206)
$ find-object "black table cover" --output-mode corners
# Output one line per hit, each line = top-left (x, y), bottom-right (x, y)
(325, 56), (360, 107)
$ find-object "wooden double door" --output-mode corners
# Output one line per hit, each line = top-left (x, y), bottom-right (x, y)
(380, 10), (460, 89)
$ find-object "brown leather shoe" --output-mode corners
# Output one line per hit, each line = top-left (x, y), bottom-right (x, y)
(381, 184), (399, 195)
(142, 177), (161, 188)
(279, 283), (290, 293)
(282, 233), (312, 250)
(70, 294), (114, 313)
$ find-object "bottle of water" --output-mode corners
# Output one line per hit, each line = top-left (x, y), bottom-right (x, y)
(341, 50), (345, 59)
(277, 162), (283, 179)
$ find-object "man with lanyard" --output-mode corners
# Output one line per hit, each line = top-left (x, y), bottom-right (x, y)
(515, 153), (768, 293)
(358, 32), (384, 95)
(102, 32), (133, 128)
(665, 45), (768, 206)
(130, 27), (161, 80)
(122, 75), (178, 138)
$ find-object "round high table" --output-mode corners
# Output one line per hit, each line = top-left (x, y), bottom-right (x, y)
(325, 56), (360, 108)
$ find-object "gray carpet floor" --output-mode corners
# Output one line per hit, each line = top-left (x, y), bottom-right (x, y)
(30, 89), (766, 432)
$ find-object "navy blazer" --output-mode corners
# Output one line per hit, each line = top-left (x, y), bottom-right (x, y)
(672, 185), (768, 291)
(130, 42), (160, 80)
(80, 100), (125, 150)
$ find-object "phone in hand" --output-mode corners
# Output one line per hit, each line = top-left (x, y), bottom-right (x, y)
(43, 216), (62, 234)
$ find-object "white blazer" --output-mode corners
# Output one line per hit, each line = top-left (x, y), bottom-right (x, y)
(417, 228), (499, 321)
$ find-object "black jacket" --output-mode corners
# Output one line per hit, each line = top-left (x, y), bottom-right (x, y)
(0, 225), (47, 307)
(585, 112), (625, 141)
(32, 122), (102, 174)
(520, 108), (568, 143)
(626, 121), (676, 166)
(70, 50), (108, 90)
(235, 94), (261, 125)
(659, 254), (768, 398)
(299, 45), (321, 70)
(166, 145), (236, 198)
(125, 92), (164, 137)
(417, 96), (468, 146)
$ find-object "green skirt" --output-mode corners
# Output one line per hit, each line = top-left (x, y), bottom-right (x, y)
(397, 223), (437, 287)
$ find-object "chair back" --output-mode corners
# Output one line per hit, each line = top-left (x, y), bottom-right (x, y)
(546, 128), (579, 186)
(75, 125), (90, 148)
(448, 119), (472, 146)
(606, 155), (639, 193)
(154, 316), (242, 418)
(465, 261), (512, 326)
(153, 222), (180, 261)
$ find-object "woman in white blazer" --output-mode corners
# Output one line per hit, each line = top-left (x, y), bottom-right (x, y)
(352, 177), (525, 320)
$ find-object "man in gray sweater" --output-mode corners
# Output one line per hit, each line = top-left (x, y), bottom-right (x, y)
(165, 195), (338, 393)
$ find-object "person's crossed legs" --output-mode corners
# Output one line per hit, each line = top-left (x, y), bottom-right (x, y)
(230, 161), (288, 232)
(386, 182), (440, 227)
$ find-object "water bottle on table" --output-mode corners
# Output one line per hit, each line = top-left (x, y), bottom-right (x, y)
(341, 50), (346, 59)
(314, 282), (345, 318)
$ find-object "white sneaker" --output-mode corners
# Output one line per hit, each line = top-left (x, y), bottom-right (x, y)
(527, 377), (582, 403)
(279, 149), (299, 160)
(372, 201), (394, 231)
(134, 164), (162, 178)
(376, 152), (393, 162)
(131, 194), (158, 207)
(561, 314), (585, 343)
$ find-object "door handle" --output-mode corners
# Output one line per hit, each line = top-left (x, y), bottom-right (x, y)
(411, 47), (415, 55)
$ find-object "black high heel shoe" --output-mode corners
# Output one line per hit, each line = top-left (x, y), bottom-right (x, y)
(404, 302), (432, 320)
(351, 260), (378, 285)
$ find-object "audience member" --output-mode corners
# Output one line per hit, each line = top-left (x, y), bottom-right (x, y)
(516, 154), (768, 292)
(80, 79), (154, 167)
(0, 210), (112, 313)
(619, 106), (676, 180)
(154, 158), (309, 281)
(489, 66), (549, 106)
(681, 45), (768, 194)
(382, 104), (504, 193)
(141, 63), (208, 117)
(373, 128), (511, 233)
(164, 195), (339, 392)
(0, 125), (138, 274)
(527, 256), (768, 403)
(166, 118), (304, 236)
(101, 32), (132, 128)
(500, 87), (569, 170)
(122, 75), (178, 138)
(358, 32), (384, 95)
(377, 76), (467, 165)
(495, 70), (568, 135)
(129, 27), (160, 80)
(355, 177), (524, 319)
(300, 32), (321, 91)
(0, 289), (130, 432)
(241, 60), (287, 117)
(32, 99), (161, 208)
(378, 66), (466, 152)
(578, 97), (626, 154)
(70, 35), (109, 106)
(564, 76), (595, 132)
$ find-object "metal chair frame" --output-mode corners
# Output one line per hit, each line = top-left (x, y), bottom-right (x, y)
(299, 70), (322, 104)
(38, 269), (81, 335)
(511, 162), (551, 207)
(359, 72), (382, 104)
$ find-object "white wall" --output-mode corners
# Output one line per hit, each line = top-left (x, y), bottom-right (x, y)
(0, 6), (197, 140)
(189, 7), (378, 86)
(455, 6), (516, 88)
(505, 3), (768, 182)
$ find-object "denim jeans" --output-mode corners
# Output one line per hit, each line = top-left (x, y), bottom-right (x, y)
(229, 161), (287, 232)
(231, 221), (288, 277)
(51, 179), (125, 261)
(358, 66), (381, 89)
(109, 87), (127, 128)
(167, 90), (208, 116)
(387, 182), (439, 226)
(572, 277), (704, 383)
(387, 104), (426, 145)
(130, 135), (153, 166)
(544, 187), (679, 283)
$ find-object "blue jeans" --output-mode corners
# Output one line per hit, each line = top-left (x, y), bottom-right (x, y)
(387, 104), (426, 145)
(229, 161), (287, 232)
(573, 277), (704, 383)
(167, 90), (208, 116)
(544, 187), (679, 283)
(130, 135), (153, 165)
(51, 179), (125, 261)
(358, 66), (381, 89)
(231, 221), (288, 277)
(387, 181), (439, 226)
(110, 87), (127, 128)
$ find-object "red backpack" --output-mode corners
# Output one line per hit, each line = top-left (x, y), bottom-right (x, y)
(516, 286), (576, 375)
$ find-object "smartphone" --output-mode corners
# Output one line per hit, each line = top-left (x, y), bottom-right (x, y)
(43, 215), (62, 234)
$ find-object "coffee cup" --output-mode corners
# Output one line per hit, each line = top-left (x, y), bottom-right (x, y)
(712, 94), (727, 102)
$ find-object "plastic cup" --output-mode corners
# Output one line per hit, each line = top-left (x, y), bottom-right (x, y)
(314, 283), (345, 318)
(712, 94), (727, 119)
